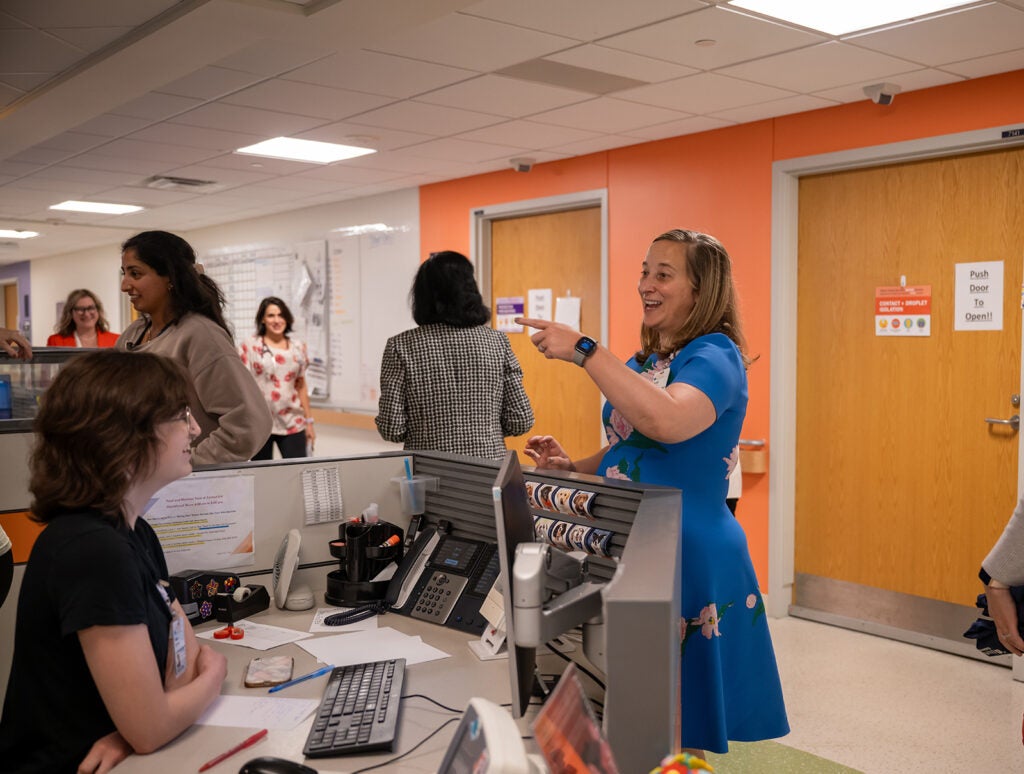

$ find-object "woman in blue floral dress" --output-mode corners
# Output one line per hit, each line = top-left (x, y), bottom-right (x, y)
(516, 229), (788, 756)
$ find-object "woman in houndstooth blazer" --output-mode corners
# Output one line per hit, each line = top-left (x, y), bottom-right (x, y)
(375, 251), (534, 460)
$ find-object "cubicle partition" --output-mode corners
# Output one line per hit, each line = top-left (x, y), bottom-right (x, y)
(2, 441), (681, 770)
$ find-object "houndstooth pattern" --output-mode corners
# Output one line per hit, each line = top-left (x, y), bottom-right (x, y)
(375, 323), (534, 459)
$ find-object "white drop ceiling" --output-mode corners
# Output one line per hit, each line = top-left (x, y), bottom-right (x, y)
(1, 0), (1024, 263)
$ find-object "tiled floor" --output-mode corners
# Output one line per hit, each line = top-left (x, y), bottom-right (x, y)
(767, 616), (1024, 772)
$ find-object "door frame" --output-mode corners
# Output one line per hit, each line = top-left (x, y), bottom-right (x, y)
(469, 189), (609, 348)
(769, 124), (1024, 620)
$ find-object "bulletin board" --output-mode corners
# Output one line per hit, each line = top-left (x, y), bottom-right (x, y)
(202, 225), (417, 412)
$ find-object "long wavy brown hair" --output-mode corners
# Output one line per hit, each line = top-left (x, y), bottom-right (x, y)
(54, 289), (111, 337)
(30, 350), (191, 524)
(637, 229), (751, 365)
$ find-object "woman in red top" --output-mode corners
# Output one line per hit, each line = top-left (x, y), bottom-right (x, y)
(46, 288), (119, 347)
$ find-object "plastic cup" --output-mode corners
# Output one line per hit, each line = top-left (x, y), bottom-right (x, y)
(391, 475), (437, 516)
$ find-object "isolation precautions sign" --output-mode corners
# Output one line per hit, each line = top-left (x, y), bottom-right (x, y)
(875, 285), (931, 336)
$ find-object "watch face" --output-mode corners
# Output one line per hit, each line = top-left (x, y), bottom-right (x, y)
(576, 337), (597, 355)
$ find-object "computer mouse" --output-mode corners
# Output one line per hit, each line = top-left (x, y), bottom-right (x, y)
(238, 756), (318, 774)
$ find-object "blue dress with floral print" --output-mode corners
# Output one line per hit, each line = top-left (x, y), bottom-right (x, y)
(599, 333), (788, 753)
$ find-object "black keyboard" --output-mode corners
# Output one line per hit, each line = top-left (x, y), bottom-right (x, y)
(302, 658), (405, 758)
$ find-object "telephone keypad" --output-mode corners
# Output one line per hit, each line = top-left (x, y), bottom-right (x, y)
(410, 571), (468, 624)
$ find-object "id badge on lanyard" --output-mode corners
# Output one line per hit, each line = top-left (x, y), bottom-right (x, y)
(158, 580), (187, 678)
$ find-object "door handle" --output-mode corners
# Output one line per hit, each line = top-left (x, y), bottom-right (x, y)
(985, 414), (1020, 429)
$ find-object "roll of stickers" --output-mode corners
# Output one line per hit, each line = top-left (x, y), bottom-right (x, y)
(531, 516), (613, 558)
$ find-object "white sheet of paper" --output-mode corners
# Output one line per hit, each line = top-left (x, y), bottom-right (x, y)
(296, 626), (450, 667)
(196, 695), (318, 729)
(309, 606), (380, 633)
(555, 296), (581, 329)
(196, 620), (314, 651)
(527, 288), (553, 321)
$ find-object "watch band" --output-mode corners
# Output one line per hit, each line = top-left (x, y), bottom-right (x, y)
(573, 336), (597, 367)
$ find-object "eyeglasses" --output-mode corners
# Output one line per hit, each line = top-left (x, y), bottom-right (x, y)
(72, 305), (97, 314)
(175, 406), (196, 437)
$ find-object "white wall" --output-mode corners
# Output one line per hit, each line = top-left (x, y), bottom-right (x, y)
(29, 187), (419, 346)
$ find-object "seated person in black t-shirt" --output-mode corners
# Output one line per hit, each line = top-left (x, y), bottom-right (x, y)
(0, 350), (227, 773)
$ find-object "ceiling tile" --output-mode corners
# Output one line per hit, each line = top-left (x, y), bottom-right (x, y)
(96, 186), (198, 206)
(547, 134), (642, 156)
(0, 0), (181, 29)
(161, 163), (274, 186)
(942, 48), (1024, 79)
(243, 177), (346, 194)
(63, 152), (174, 176)
(74, 113), (151, 138)
(457, 119), (603, 148)
(294, 165), (408, 185)
(127, 123), (265, 153)
(462, 0), (704, 41)
(623, 115), (735, 141)
(88, 137), (215, 165)
(0, 81), (24, 108)
(0, 160), (43, 178)
(221, 78), (392, 121)
(159, 66), (264, 101)
(169, 102), (327, 136)
(6, 146), (77, 165)
(397, 136), (525, 164)
(0, 29), (83, 73)
(369, 14), (579, 72)
(543, 45), (696, 83)
(213, 39), (334, 77)
(618, 72), (794, 114)
(284, 50), (476, 98)
(601, 6), (824, 69)
(296, 121), (434, 152)
(25, 165), (143, 187)
(813, 68), (964, 103)
(850, 4), (1024, 67)
(0, 72), (49, 91)
(416, 74), (591, 118)
(331, 150), (464, 175)
(719, 42), (919, 93)
(198, 151), (318, 176)
(110, 92), (203, 121)
(351, 101), (502, 136)
(35, 131), (109, 153)
(48, 26), (130, 51)
(710, 94), (841, 123)
(531, 96), (691, 133)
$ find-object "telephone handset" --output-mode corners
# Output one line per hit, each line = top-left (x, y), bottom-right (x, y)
(386, 527), (441, 609)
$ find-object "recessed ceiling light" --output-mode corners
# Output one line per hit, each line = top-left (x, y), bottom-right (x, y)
(235, 137), (377, 164)
(49, 200), (143, 215)
(727, 0), (977, 35)
(0, 229), (39, 239)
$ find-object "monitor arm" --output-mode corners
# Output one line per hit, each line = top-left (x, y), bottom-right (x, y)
(511, 542), (605, 667)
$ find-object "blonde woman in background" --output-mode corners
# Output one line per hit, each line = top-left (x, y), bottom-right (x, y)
(47, 289), (118, 347)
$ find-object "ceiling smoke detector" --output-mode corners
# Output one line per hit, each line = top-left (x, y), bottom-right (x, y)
(143, 175), (219, 191)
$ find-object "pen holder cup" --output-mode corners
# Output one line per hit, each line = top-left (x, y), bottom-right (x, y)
(325, 521), (404, 606)
(391, 475), (439, 517)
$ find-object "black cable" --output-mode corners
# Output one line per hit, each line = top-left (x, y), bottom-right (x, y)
(544, 639), (606, 691)
(401, 693), (463, 714)
(348, 717), (460, 774)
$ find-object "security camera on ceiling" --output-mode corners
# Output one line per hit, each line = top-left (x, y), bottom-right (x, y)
(863, 83), (902, 106)
(510, 157), (534, 173)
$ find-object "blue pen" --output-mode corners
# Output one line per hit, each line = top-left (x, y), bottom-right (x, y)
(268, 664), (334, 693)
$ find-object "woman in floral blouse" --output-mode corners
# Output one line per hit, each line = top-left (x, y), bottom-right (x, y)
(239, 297), (315, 459)
(516, 229), (788, 759)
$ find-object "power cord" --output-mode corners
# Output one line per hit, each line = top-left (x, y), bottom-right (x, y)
(347, 717), (460, 774)
(401, 693), (463, 714)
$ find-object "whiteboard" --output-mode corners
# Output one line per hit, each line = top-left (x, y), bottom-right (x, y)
(201, 223), (418, 412)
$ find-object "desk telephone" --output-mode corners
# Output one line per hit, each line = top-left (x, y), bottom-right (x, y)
(387, 527), (500, 635)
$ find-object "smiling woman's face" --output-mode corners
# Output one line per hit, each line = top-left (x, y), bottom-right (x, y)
(638, 239), (697, 341)
(120, 248), (170, 319)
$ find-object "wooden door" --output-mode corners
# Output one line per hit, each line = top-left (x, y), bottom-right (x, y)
(796, 147), (1024, 606)
(3, 284), (16, 329)
(491, 207), (602, 464)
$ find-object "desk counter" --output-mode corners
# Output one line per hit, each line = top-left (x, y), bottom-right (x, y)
(117, 607), (532, 774)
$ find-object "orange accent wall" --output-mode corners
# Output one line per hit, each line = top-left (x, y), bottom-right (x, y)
(420, 69), (1024, 586)
(0, 511), (43, 563)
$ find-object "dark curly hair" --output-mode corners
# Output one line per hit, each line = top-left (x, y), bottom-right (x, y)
(255, 296), (294, 337)
(121, 230), (230, 334)
(411, 251), (489, 327)
(29, 350), (191, 524)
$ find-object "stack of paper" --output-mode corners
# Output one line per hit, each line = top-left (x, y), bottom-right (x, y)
(297, 626), (450, 667)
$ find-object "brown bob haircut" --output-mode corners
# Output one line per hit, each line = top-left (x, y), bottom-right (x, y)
(30, 350), (192, 524)
(638, 229), (751, 365)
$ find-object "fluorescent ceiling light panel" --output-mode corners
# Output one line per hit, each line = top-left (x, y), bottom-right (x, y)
(0, 229), (39, 239)
(727, 0), (977, 35)
(235, 137), (377, 164)
(50, 200), (143, 214)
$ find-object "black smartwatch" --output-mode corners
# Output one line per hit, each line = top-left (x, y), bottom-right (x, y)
(572, 336), (598, 366)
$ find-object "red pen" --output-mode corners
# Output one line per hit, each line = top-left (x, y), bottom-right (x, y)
(198, 728), (268, 772)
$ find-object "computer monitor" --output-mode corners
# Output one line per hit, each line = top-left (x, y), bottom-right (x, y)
(492, 451), (538, 718)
